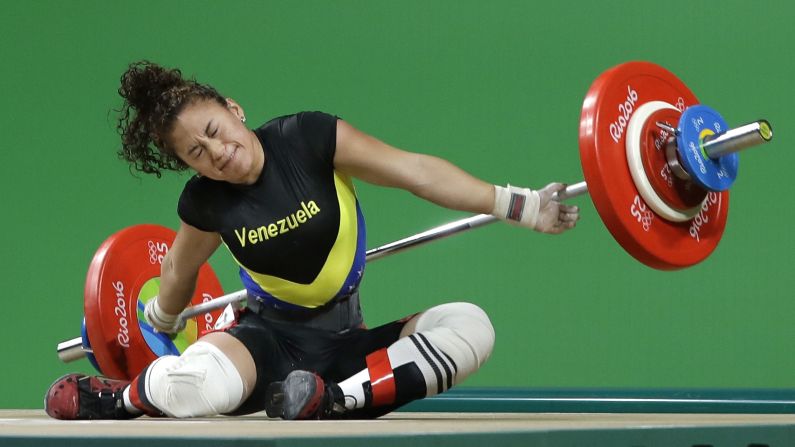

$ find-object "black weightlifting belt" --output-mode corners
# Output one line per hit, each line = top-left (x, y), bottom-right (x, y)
(246, 291), (363, 334)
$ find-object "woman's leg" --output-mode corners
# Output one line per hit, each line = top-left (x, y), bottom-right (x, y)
(267, 302), (496, 419)
(45, 331), (256, 419)
(126, 331), (256, 417)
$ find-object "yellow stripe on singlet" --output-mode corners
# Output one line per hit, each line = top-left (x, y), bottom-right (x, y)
(230, 172), (358, 308)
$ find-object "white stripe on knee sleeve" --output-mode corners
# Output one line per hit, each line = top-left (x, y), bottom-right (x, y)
(411, 302), (495, 385)
(143, 341), (245, 418)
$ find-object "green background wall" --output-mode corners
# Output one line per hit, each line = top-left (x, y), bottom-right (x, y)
(1, 1), (792, 409)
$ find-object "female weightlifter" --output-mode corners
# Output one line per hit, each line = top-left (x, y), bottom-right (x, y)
(45, 61), (579, 420)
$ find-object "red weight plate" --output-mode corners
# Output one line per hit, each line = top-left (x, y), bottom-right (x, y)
(192, 264), (227, 337)
(84, 224), (225, 380)
(579, 61), (729, 270)
(639, 107), (708, 211)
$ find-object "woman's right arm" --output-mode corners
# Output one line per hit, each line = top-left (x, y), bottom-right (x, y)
(156, 220), (222, 315)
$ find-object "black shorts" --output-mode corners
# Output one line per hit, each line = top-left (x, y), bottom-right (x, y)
(225, 297), (409, 415)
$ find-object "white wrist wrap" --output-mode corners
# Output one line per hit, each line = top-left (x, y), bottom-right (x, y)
(491, 184), (540, 229)
(145, 296), (180, 330)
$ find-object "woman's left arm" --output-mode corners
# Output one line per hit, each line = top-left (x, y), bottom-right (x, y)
(333, 119), (495, 215)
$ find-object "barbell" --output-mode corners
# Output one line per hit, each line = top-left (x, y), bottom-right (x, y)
(56, 61), (773, 380)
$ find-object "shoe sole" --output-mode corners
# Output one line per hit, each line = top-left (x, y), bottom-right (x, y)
(265, 371), (325, 420)
(44, 374), (82, 420)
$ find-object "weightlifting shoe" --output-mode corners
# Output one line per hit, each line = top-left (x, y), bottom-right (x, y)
(265, 370), (346, 420)
(44, 373), (139, 420)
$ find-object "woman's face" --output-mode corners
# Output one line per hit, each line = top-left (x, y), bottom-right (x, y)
(168, 98), (263, 184)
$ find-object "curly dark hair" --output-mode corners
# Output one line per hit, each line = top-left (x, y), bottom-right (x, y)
(116, 61), (226, 177)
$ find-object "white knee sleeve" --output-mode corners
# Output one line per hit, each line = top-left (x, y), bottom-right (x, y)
(143, 341), (245, 418)
(412, 302), (495, 384)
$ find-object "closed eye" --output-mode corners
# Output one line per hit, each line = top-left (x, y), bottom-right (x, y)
(204, 120), (218, 138)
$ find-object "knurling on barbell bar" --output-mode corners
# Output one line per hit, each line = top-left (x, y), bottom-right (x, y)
(57, 61), (773, 380)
